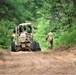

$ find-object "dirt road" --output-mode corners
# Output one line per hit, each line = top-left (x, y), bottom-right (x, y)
(0, 46), (76, 75)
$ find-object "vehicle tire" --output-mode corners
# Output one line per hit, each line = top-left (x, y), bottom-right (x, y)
(36, 42), (41, 51)
(32, 41), (41, 51)
(32, 41), (37, 51)
(11, 42), (16, 52)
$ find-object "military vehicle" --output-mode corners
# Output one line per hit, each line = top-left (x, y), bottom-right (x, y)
(11, 23), (41, 52)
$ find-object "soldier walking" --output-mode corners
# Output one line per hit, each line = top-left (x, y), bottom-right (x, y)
(46, 30), (54, 49)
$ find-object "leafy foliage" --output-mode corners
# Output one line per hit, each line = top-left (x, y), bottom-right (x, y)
(0, 19), (16, 49)
(57, 28), (76, 48)
(0, 0), (76, 50)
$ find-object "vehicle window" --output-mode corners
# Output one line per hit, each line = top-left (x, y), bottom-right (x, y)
(19, 26), (22, 32)
(26, 26), (32, 33)
(24, 26), (26, 31)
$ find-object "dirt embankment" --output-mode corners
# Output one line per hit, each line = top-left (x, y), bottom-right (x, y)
(0, 46), (76, 75)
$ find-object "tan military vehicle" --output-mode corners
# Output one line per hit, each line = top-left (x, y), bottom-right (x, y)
(11, 23), (41, 52)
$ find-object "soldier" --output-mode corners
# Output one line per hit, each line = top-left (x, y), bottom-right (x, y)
(46, 30), (54, 49)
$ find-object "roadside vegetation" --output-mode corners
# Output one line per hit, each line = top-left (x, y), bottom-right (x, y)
(0, 0), (76, 51)
(55, 28), (76, 48)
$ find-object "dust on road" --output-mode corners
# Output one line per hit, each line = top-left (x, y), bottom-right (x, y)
(0, 46), (76, 75)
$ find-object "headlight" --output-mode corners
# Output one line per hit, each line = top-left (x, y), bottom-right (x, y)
(12, 34), (16, 37)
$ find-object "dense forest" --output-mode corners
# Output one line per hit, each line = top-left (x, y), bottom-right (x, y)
(0, 0), (76, 50)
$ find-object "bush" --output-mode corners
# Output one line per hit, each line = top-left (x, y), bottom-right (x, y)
(0, 19), (16, 50)
(58, 29), (76, 48)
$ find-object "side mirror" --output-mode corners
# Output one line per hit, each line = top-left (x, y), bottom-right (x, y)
(13, 29), (15, 33)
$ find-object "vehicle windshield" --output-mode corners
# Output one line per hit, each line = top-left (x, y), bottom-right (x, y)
(19, 25), (32, 33)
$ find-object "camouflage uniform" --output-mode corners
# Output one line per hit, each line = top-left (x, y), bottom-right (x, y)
(46, 30), (54, 49)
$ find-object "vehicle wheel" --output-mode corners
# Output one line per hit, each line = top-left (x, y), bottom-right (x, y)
(32, 41), (41, 51)
(11, 42), (16, 52)
(32, 41), (37, 51)
(36, 42), (41, 51)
